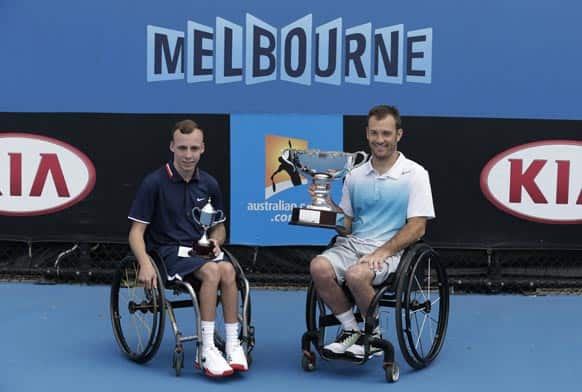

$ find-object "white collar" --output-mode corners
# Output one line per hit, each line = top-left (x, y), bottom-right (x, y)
(365, 152), (406, 179)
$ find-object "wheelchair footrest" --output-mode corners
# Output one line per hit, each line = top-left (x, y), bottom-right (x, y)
(314, 336), (395, 365)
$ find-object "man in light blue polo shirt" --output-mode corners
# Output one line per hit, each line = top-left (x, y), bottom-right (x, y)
(309, 105), (435, 359)
(128, 119), (248, 377)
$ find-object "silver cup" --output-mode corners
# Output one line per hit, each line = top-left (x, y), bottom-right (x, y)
(191, 198), (226, 256)
(282, 149), (368, 228)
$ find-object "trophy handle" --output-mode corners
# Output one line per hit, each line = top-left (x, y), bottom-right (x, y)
(213, 210), (226, 224)
(191, 206), (202, 225)
(352, 151), (369, 170)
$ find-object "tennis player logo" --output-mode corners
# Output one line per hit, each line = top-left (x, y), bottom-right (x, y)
(265, 134), (308, 199)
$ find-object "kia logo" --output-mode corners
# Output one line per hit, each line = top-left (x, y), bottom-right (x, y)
(480, 140), (582, 224)
(0, 133), (96, 216)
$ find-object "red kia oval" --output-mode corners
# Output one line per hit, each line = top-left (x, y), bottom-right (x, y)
(0, 133), (96, 216)
(480, 140), (582, 224)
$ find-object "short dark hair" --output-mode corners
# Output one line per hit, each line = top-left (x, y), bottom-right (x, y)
(367, 105), (402, 129)
(170, 119), (204, 141)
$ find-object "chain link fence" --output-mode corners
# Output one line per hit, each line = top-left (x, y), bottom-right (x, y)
(1, 240), (581, 293)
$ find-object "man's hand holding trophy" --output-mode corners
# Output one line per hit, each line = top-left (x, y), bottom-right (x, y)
(281, 148), (367, 230)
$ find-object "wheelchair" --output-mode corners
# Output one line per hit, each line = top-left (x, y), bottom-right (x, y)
(110, 246), (255, 376)
(301, 241), (449, 382)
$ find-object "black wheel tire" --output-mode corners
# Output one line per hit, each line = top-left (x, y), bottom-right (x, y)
(173, 348), (184, 377)
(110, 256), (166, 364)
(384, 362), (400, 383)
(301, 353), (316, 371)
(306, 283), (330, 347)
(395, 244), (449, 369)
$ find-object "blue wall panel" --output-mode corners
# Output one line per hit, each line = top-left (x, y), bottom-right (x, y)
(1, 0), (581, 119)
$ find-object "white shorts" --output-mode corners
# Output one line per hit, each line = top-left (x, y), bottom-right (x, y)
(320, 236), (403, 285)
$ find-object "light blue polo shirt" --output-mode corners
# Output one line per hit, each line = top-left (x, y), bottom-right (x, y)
(339, 152), (435, 245)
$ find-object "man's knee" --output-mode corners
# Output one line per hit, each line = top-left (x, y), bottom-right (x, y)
(345, 264), (373, 288)
(310, 256), (335, 281)
(218, 262), (236, 285)
(196, 262), (221, 284)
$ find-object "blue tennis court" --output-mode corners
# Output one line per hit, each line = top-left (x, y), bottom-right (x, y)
(2, 282), (581, 391)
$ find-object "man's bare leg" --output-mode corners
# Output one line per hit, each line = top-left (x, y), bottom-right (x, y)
(218, 261), (238, 323)
(344, 263), (376, 319)
(194, 262), (220, 321)
(310, 256), (351, 314)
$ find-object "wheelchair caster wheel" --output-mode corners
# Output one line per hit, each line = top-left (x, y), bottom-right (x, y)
(301, 352), (316, 371)
(173, 348), (184, 377)
(384, 362), (399, 383)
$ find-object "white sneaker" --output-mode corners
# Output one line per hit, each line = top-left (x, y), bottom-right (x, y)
(322, 330), (361, 356)
(345, 332), (383, 359)
(199, 346), (234, 377)
(226, 342), (249, 371)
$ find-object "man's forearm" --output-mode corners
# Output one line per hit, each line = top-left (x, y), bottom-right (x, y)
(128, 229), (150, 267)
(209, 223), (227, 245)
(378, 218), (426, 255)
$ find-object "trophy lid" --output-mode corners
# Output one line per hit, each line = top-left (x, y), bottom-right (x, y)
(201, 197), (215, 213)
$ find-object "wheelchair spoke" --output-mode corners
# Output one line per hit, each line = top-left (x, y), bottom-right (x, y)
(120, 265), (157, 356)
(135, 307), (154, 335)
(413, 274), (429, 303)
(414, 313), (434, 356)
(111, 257), (167, 364)
(119, 291), (131, 306)
(396, 245), (449, 369)
(119, 283), (139, 311)
(409, 287), (439, 357)
(427, 309), (434, 344)
(130, 309), (145, 353)
(126, 265), (138, 287)
(427, 257), (432, 299)
(412, 312), (425, 356)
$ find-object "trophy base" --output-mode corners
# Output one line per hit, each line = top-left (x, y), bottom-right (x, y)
(289, 207), (344, 230)
(189, 242), (214, 258)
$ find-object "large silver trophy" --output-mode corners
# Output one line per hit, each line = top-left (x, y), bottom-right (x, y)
(282, 149), (367, 229)
(191, 198), (226, 257)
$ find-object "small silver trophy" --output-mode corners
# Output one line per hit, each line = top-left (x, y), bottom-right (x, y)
(191, 198), (226, 257)
(282, 149), (367, 229)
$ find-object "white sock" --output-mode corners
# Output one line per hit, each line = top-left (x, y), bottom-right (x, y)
(201, 320), (215, 350)
(336, 310), (360, 332)
(225, 322), (239, 353)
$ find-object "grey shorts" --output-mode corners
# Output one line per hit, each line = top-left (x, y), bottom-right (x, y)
(320, 236), (403, 285)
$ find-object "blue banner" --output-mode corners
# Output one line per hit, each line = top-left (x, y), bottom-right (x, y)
(1, 1), (582, 120)
(230, 114), (342, 245)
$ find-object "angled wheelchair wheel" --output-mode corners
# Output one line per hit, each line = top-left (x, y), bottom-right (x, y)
(305, 282), (348, 353)
(395, 243), (449, 369)
(110, 256), (166, 363)
(306, 282), (331, 348)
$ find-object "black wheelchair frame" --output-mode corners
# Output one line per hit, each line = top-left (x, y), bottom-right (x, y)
(301, 241), (449, 382)
(110, 247), (255, 376)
